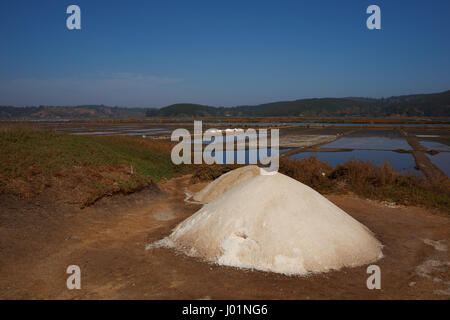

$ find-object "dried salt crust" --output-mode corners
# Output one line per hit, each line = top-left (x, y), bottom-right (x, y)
(155, 167), (383, 275)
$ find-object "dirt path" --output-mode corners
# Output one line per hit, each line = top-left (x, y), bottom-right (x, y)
(0, 176), (449, 299)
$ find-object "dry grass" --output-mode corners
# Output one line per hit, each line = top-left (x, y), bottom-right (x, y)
(191, 156), (450, 214)
(279, 157), (334, 192)
(190, 164), (243, 183)
(280, 157), (450, 214)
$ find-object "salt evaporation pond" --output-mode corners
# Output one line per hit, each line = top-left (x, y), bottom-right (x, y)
(418, 140), (450, 151)
(291, 150), (419, 174)
(72, 129), (171, 136)
(322, 137), (411, 150)
(205, 122), (450, 127)
(426, 153), (450, 176)
(197, 148), (289, 164)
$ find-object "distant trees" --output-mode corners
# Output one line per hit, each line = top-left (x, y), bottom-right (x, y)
(142, 90), (450, 117)
(1, 90), (449, 119)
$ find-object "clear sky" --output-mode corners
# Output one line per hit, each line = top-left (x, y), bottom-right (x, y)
(1, 0), (449, 108)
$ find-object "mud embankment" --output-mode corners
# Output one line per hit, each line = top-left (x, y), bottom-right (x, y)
(280, 129), (359, 157)
(397, 128), (446, 179)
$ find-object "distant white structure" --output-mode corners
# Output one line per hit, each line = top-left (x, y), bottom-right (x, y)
(207, 128), (245, 134)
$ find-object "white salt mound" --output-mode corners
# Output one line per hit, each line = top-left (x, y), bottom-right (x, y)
(164, 169), (383, 275)
(193, 165), (260, 203)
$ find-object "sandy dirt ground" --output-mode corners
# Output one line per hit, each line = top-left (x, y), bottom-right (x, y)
(0, 175), (449, 299)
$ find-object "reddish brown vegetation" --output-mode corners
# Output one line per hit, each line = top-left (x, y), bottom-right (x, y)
(281, 157), (450, 214)
(191, 157), (450, 214)
(190, 164), (243, 183)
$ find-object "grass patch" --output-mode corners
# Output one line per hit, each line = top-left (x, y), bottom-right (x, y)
(0, 129), (183, 206)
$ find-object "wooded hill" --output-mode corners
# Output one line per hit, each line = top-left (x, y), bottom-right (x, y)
(146, 90), (450, 117)
(1, 90), (449, 119)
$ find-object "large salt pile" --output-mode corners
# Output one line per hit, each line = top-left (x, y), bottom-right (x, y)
(162, 168), (383, 275)
(193, 165), (260, 203)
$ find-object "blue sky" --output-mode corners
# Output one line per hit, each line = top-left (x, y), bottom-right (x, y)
(0, 0), (449, 107)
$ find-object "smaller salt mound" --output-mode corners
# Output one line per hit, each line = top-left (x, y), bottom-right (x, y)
(193, 165), (260, 203)
(165, 171), (383, 275)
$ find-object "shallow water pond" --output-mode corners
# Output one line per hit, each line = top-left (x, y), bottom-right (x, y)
(195, 148), (288, 164)
(426, 152), (450, 176)
(291, 150), (419, 174)
(321, 137), (411, 150)
(418, 139), (450, 151)
(73, 129), (171, 136)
